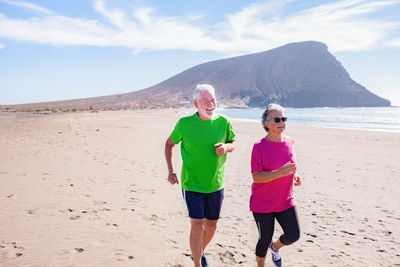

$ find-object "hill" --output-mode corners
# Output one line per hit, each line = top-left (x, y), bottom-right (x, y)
(3, 41), (390, 110)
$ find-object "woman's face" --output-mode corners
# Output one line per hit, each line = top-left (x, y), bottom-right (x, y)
(264, 110), (286, 134)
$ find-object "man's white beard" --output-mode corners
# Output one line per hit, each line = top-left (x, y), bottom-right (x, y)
(198, 107), (215, 119)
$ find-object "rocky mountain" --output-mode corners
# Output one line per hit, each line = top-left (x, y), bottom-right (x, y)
(3, 41), (390, 110)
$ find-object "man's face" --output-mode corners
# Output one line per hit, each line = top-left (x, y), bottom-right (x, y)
(194, 91), (216, 120)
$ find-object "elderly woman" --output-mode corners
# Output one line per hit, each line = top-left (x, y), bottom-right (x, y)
(250, 103), (301, 267)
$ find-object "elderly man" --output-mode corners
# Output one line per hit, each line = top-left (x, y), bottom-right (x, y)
(165, 84), (236, 267)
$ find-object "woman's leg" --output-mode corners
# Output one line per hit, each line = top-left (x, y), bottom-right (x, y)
(253, 212), (275, 266)
(273, 206), (301, 250)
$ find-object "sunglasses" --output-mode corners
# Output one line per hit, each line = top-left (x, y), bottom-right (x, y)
(271, 117), (287, 123)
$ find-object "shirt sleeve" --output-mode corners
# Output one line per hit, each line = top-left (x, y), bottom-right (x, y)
(225, 120), (236, 143)
(251, 143), (263, 173)
(170, 119), (182, 144)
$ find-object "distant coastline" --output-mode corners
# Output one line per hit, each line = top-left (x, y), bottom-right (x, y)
(2, 106), (399, 133)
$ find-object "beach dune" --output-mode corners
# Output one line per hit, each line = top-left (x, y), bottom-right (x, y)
(0, 109), (399, 266)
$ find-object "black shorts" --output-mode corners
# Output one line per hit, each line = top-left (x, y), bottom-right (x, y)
(182, 188), (224, 220)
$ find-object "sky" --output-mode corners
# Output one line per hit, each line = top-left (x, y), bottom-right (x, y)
(0, 0), (400, 106)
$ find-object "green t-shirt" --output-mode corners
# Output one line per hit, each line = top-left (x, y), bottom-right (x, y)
(170, 113), (236, 193)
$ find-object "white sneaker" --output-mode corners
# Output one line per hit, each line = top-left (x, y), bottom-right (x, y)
(269, 242), (282, 267)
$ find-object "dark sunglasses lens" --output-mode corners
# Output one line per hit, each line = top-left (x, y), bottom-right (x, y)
(273, 117), (287, 123)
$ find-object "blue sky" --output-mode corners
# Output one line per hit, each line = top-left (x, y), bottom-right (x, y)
(1, 0), (400, 106)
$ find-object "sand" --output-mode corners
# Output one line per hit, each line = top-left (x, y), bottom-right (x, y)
(0, 109), (399, 266)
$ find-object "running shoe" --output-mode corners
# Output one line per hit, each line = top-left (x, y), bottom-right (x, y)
(269, 242), (282, 267)
(201, 254), (210, 267)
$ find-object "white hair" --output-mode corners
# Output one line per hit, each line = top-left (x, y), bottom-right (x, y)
(193, 84), (215, 101)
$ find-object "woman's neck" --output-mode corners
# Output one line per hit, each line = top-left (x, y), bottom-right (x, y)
(265, 132), (283, 142)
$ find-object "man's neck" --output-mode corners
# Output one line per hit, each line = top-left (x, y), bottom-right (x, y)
(197, 111), (213, 121)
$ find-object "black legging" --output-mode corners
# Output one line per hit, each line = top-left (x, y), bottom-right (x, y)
(253, 206), (300, 258)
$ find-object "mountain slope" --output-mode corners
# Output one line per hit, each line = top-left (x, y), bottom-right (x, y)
(4, 41), (390, 110)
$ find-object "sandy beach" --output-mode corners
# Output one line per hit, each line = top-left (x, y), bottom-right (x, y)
(0, 109), (399, 266)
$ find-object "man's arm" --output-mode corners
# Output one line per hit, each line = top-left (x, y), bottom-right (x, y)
(214, 141), (236, 156)
(165, 136), (179, 184)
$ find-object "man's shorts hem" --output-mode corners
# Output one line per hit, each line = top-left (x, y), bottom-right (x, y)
(182, 188), (224, 220)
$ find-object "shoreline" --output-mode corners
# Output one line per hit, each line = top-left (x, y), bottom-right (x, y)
(230, 117), (400, 133)
(2, 106), (399, 133)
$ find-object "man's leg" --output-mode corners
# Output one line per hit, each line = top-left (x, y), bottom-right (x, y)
(183, 189), (208, 266)
(202, 219), (218, 251)
(203, 188), (224, 252)
(190, 218), (205, 267)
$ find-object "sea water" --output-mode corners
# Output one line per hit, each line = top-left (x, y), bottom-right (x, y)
(217, 107), (400, 133)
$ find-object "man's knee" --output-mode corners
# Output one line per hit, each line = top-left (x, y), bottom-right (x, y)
(204, 219), (218, 232)
(190, 219), (205, 236)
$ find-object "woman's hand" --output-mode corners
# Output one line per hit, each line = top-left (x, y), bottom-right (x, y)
(293, 174), (301, 186)
(279, 161), (297, 176)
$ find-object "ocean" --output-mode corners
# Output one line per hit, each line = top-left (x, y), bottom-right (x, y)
(217, 107), (400, 133)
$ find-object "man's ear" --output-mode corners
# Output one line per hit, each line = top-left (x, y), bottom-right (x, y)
(193, 100), (198, 108)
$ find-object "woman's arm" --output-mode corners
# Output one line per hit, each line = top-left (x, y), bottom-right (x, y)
(252, 161), (297, 184)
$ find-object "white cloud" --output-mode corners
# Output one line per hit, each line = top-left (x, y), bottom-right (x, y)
(387, 38), (400, 47)
(0, 0), (54, 15)
(0, 43), (4, 49)
(215, 0), (400, 53)
(0, 0), (399, 54)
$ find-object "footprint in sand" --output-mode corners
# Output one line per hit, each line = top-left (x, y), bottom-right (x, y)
(128, 197), (140, 203)
(167, 238), (177, 244)
(146, 214), (161, 222)
(1, 241), (25, 258)
(218, 250), (237, 264)
(27, 209), (38, 215)
(340, 230), (356, 236)
(305, 233), (317, 238)
(99, 208), (111, 211)
(93, 201), (108, 205)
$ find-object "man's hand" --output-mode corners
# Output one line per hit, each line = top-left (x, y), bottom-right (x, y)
(214, 143), (227, 156)
(294, 174), (301, 186)
(168, 172), (179, 185)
